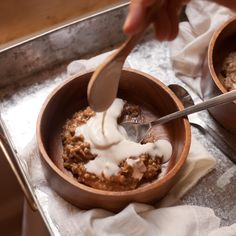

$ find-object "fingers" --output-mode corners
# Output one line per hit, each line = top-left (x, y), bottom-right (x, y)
(123, 0), (189, 41)
(154, 0), (188, 41)
(154, 3), (172, 41)
(123, 0), (164, 35)
(165, 0), (183, 40)
(123, 0), (146, 35)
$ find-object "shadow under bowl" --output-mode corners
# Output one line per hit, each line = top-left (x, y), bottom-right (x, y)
(37, 68), (191, 212)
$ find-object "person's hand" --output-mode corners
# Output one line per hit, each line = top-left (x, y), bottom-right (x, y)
(123, 0), (190, 41)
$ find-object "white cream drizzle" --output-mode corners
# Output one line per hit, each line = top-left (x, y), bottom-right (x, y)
(75, 98), (172, 178)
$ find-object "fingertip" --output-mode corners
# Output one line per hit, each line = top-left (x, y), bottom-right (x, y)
(168, 27), (179, 41)
(123, 16), (142, 35)
(123, 26), (139, 36)
(123, 15), (133, 34)
(166, 0), (182, 41)
(123, 0), (145, 35)
(155, 28), (168, 41)
(168, 15), (179, 40)
(153, 9), (172, 41)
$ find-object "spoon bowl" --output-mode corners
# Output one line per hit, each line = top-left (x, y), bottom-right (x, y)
(87, 37), (140, 112)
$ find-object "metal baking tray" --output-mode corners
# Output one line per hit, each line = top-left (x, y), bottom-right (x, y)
(0, 3), (235, 235)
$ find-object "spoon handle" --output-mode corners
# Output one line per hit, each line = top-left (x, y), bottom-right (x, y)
(151, 90), (236, 126)
(116, 34), (143, 60)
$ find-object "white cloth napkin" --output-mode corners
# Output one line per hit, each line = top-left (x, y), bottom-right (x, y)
(170, 0), (234, 95)
(24, 136), (218, 235)
(24, 136), (236, 236)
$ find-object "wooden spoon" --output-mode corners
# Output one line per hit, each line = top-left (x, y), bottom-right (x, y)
(87, 1), (164, 112)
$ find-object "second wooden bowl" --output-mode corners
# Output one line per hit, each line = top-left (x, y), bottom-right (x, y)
(201, 16), (236, 134)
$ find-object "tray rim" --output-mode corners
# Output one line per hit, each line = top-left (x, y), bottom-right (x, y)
(0, 2), (129, 54)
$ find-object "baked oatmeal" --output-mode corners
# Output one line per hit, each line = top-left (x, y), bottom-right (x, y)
(221, 52), (236, 91)
(61, 99), (172, 191)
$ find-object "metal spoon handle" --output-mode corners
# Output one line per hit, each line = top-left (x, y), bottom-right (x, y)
(151, 90), (236, 126)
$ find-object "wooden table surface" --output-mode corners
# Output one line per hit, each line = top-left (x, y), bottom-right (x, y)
(0, 0), (127, 46)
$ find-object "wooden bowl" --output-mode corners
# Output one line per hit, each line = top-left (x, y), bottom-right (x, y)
(201, 16), (236, 134)
(37, 68), (191, 212)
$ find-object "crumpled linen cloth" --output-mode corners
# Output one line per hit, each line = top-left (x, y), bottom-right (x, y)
(25, 136), (222, 236)
(170, 0), (234, 95)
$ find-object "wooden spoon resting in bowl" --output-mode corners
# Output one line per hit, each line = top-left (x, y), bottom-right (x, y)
(87, 1), (164, 112)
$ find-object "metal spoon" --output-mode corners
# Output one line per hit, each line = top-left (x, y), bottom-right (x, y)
(122, 89), (236, 143)
(87, 1), (164, 112)
(169, 84), (236, 163)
